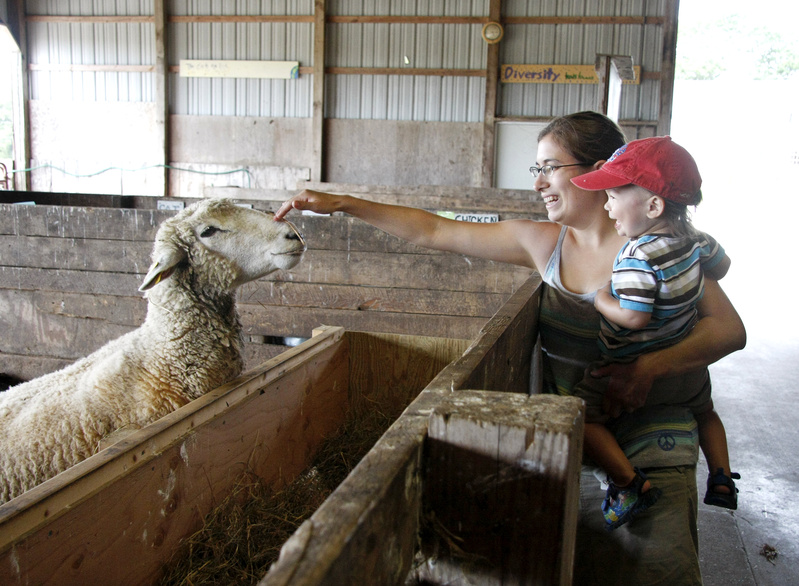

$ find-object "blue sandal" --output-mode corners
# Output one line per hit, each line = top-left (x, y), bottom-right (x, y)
(602, 467), (662, 531)
(704, 468), (741, 510)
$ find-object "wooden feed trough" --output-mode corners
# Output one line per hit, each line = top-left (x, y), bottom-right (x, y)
(0, 273), (583, 585)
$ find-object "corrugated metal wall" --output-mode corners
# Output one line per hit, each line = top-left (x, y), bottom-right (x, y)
(170, 0), (315, 116)
(500, 0), (664, 119)
(24, 0), (668, 122)
(26, 0), (156, 102)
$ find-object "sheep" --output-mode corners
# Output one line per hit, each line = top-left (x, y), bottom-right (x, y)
(0, 198), (305, 504)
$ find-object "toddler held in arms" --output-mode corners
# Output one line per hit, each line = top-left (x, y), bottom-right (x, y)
(571, 136), (741, 530)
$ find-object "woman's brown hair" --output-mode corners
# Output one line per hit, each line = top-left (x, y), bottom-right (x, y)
(538, 111), (627, 164)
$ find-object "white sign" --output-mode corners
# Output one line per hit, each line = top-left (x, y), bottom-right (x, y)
(437, 211), (499, 223)
(180, 60), (300, 79)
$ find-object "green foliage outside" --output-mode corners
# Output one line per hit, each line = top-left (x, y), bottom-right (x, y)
(677, 13), (799, 80)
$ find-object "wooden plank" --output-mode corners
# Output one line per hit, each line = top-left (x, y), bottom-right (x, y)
(0, 266), (141, 296)
(0, 289), (140, 360)
(238, 304), (488, 341)
(0, 204), (167, 240)
(1, 267), (508, 319)
(0, 327), (350, 585)
(1, 240), (529, 295)
(239, 281), (509, 317)
(262, 274), (545, 585)
(345, 331), (469, 416)
(420, 272), (542, 395)
(0, 234), (151, 273)
(325, 66), (485, 77)
(263, 410), (429, 586)
(419, 391), (584, 585)
(284, 249), (531, 293)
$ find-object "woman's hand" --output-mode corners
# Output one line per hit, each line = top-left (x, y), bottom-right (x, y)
(274, 189), (346, 221)
(592, 356), (657, 417)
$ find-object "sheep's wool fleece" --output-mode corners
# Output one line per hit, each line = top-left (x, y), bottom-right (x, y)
(0, 199), (304, 504)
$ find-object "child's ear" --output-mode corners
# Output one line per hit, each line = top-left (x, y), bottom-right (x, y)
(647, 196), (666, 218)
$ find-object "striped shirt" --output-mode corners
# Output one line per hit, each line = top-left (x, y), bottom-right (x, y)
(599, 232), (725, 358)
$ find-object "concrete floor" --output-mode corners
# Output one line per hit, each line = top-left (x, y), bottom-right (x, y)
(697, 327), (799, 584)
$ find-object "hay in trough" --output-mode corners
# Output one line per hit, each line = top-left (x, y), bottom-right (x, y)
(159, 406), (395, 585)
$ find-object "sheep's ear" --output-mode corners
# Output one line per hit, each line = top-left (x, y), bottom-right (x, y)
(139, 249), (187, 291)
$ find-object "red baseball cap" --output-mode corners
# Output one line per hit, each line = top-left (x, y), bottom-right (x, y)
(570, 136), (702, 205)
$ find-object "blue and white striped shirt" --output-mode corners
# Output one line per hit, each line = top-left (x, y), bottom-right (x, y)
(599, 232), (725, 358)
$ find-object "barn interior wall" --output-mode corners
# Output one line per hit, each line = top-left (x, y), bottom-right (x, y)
(11, 1), (676, 197)
(324, 119), (483, 187)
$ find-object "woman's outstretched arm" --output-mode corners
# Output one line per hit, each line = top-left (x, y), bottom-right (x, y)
(275, 189), (561, 271)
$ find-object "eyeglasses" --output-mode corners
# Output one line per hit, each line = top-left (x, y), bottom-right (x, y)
(529, 162), (591, 178)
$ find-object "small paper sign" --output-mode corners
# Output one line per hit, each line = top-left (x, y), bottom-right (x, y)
(180, 60), (300, 79)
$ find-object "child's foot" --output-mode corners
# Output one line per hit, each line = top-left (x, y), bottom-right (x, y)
(602, 467), (662, 531)
(703, 468), (741, 510)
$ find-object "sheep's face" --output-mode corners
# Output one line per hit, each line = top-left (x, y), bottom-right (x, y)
(194, 203), (306, 287)
(140, 199), (305, 292)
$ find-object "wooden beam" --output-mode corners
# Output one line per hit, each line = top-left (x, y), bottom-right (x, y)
(154, 0), (169, 196)
(480, 0), (501, 188)
(325, 66), (484, 77)
(7, 0), (30, 191)
(503, 16), (664, 25)
(311, 0), (326, 182)
(23, 14), (663, 26)
(327, 16), (485, 24)
(658, 0), (680, 136)
(170, 15), (315, 23)
(28, 64), (154, 72)
(24, 15), (154, 23)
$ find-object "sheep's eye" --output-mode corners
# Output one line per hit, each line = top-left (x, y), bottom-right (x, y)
(200, 226), (221, 238)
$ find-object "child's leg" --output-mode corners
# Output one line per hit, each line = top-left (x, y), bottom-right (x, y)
(583, 422), (652, 492)
(696, 408), (732, 494)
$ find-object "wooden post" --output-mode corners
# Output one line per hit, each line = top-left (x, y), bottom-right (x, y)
(419, 391), (584, 586)
(311, 1), (326, 182)
(7, 0), (30, 191)
(154, 0), (170, 196)
(595, 54), (635, 123)
(480, 0), (502, 188)
(658, 0), (680, 136)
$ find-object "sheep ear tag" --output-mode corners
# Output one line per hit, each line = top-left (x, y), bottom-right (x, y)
(139, 251), (186, 291)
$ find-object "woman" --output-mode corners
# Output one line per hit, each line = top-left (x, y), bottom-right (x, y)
(274, 111), (745, 584)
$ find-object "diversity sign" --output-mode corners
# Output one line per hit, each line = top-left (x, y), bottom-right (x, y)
(501, 64), (640, 84)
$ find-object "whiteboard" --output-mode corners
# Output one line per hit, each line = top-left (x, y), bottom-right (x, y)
(494, 121), (549, 190)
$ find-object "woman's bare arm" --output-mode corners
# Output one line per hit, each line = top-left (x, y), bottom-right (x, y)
(594, 278), (746, 417)
(275, 189), (561, 272)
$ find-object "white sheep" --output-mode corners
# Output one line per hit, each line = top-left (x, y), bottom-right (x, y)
(0, 198), (305, 504)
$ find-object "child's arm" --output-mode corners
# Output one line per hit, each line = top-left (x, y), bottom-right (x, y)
(594, 282), (652, 330)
